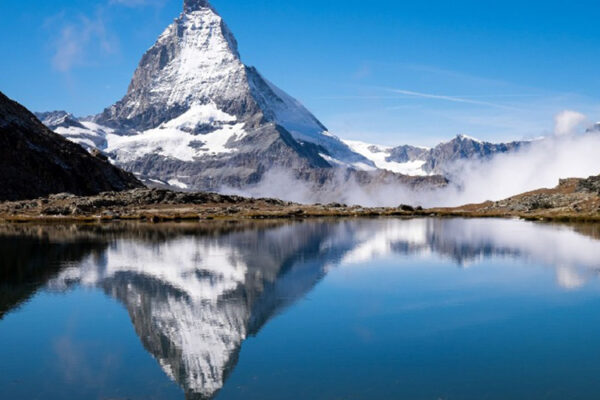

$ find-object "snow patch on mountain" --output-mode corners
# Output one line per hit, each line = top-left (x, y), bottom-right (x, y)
(105, 109), (247, 163)
(35, 111), (112, 151)
(128, 7), (246, 119)
(164, 103), (238, 129)
(344, 139), (428, 175)
(455, 134), (483, 143)
(53, 123), (108, 151)
(168, 178), (189, 189)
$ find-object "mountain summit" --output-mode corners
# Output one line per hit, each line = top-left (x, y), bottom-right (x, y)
(38, 0), (445, 196)
(97, 0), (248, 131)
(184, 0), (212, 12)
(89, 0), (377, 191)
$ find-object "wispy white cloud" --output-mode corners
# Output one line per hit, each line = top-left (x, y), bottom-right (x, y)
(46, 0), (165, 73)
(393, 62), (514, 89)
(315, 94), (541, 101)
(317, 60), (600, 143)
(353, 64), (372, 80)
(382, 88), (519, 110)
(48, 11), (117, 73)
(554, 110), (587, 136)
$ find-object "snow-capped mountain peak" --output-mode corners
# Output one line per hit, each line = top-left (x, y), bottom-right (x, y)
(97, 0), (247, 131)
(38, 0), (452, 194)
(184, 0), (213, 12)
(82, 0), (377, 189)
(35, 111), (85, 130)
(456, 133), (483, 143)
(343, 140), (428, 176)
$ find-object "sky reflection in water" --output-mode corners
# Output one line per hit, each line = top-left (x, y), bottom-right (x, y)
(1, 218), (600, 400)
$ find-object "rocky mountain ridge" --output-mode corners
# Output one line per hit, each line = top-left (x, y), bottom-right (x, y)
(39, 101), (537, 182)
(0, 91), (143, 201)
(344, 134), (530, 176)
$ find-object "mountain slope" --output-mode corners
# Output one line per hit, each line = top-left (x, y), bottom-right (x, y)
(433, 174), (600, 221)
(345, 134), (530, 176)
(36, 111), (109, 150)
(424, 134), (528, 174)
(343, 140), (430, 175)
(0, 92), (143, 201)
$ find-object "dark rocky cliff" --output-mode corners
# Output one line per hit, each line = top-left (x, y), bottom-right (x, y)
(0, 91), (143, 201)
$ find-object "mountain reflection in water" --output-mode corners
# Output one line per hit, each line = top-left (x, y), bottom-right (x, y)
(1, 218), (600, 399)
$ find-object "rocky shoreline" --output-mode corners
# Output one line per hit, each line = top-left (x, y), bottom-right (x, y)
(0, 175), (599, 224)
(0, 188), (421, 223)
(430, 175), (600, 222)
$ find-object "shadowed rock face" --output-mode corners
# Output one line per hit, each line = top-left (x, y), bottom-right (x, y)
(387, 145), (430, 164)
(0, 91), (143, 201)
(422, 135), (527, 174)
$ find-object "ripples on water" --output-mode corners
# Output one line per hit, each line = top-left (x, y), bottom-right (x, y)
(1, 218), (600, 399)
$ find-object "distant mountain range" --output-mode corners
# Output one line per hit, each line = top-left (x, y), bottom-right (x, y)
(344, 134), (530, 176)
(37, 106), (534, 183)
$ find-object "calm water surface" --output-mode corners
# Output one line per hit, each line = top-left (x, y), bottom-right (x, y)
(1, 218), (600, 399)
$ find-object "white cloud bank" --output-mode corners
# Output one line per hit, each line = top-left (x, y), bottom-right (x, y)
(227, 110), (600, 208)
(429, 131), (600, 207)
(554, 110), (587, 136)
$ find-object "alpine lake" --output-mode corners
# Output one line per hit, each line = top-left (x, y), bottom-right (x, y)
(2, 217), (600, 400)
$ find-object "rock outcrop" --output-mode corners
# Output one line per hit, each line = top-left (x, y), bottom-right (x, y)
(436, 174), (600, 219)
(0, 91), (143, 201)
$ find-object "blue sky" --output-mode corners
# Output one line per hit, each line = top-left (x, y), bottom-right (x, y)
(1, 0), (599, 146)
